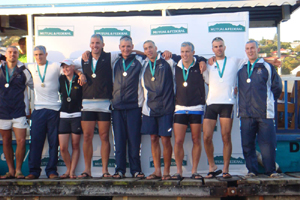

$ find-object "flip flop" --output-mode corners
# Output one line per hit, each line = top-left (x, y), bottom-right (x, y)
(15, 172), (25, 179)
(60, 174), (70, 179)
(0, 172), (15, 179)
(171, 173), (183, 180)
(191, 173), (204, 184)
(162, 175), (171, 180)
(77, 172), (92, 179)
(102, 172), (112, 178)
(222, 172), (232, 178)
(146, 174), (161, 180)
(205, 169), (222, 179)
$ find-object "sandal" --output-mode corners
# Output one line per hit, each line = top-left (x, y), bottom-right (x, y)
(171, 173), (183, 180)
(113, 171), (125, 179)
(0, 172), (15, 179)
(222, 172), (232, 178)
(15, 172), (25, 179)
(102, 172), (112, 178)
(60, 174), (70, 179)
(191, 173), (204, 184)
(146, 174), (161, 180)
(70, 174), (77, 179)
(269, 173), (283, 178)
(205, 169), (222, 179)
(133, 172), (145, 178)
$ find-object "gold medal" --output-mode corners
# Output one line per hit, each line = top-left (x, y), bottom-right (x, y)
(41, 83), (45, 87)
(151, 77), (155, 81)
(183, 82), (188, 87)
(5, 83), (9, 88)
(92, 73), (96, 78)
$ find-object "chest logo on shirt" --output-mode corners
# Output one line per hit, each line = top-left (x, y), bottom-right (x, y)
(158, 64), (163, 68)
(84, 61), (89, 64)
(257, 68), (262, 74)
(74, 86), (79, 89)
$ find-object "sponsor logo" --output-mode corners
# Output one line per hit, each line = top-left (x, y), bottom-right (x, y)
(94, 26), (130, 36)
(149, 156), (187, 168)
(38, 26), (74, 36)
(151, 24), (188, 35)
(93, 157), (129, 168)
(208, 21), (246, 32)
(213, 154), (245, 165)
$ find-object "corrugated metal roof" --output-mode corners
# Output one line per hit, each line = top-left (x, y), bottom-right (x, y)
(0, 0), (298, 15)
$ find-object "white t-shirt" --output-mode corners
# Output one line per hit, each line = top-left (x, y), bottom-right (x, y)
(203, 57), (246, 106)
(27, 61), (61, 111)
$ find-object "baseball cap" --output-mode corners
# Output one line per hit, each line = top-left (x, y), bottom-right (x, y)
(60, 59), (74, 66)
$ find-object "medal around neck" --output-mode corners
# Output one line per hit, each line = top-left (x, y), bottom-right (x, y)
(216, 57), (227, 83)
(183, 82), (188, 87)
(247, 78), (251, 83)
(182, 61), (194, 88)
(122, 58), (135, 78)
(67, 97), (71, 102)
(5, 83), (9, 88)
(92, 73), (96, 78)
(219, 78), (224, 83)
(37, 61), (48, 88)
(123, 72), (127, 77)
(151, 77), (155, 81)
(41, 83), (45, 87)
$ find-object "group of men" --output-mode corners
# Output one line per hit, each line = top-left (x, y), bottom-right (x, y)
(0, 33), (282, 180)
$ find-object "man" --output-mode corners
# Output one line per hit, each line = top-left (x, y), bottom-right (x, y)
(0, 46), (33, 179)
(25, 46), (85, 179)
(141, 40), (175, 180)
(172, 42), (206, 180)
(111, 35), (145, 179)
(237, 40), (282, 178)
(202, 37), (245, 178)
(77, 34), (119, 178)
(18, 37), (27, 63)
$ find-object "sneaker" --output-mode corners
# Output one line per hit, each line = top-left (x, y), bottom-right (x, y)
(245, 172), (256, 178)
(269, 173), (283, 178)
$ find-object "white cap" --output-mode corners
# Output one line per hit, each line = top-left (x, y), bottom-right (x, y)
(60, 59), (74, 66)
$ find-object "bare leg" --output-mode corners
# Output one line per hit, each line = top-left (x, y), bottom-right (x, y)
(173, 123), (187, 176)
(70, 133), (81, 177)
(190, 124), (202, 174)
(161, 136), (172, 179)
(147, 135), (162, 179)
(13, 128), (26, 175)
(79, 121), (96, 177)
(219, 118), (233, 174)
(0, 129), (15, 176)
(59, 134), (71, 175)
(98, 121), (111, 175)
(203, 119), (218, 173)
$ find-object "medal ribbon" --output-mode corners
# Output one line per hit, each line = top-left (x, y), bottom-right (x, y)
(5, 64), (16, 84)
(148, 56), (157, 78)
(91, 58), (98, 74)
(247, 58), (259, 79)
(37, 61), (48, 83)
(182, 61), (195, 82)
(65, 75), (75, 98)
(122, 58), (135, 73)
(215, 56), (227, 79)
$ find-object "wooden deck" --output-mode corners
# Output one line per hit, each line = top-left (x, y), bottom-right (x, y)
(1, 173), (300, 199)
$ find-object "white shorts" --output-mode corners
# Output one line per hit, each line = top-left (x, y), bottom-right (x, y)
(0, 117), (29, 130)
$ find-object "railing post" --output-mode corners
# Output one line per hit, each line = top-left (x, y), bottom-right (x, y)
(294, 81), (298, 130)
(284, 80), (288, 129)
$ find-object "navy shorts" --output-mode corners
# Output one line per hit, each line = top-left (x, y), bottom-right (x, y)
(81, 111), (111, 121)
(59, 117), (82, 134)
(204, 104), (234, 120)
(141, 114), (173, 137)
(174, 114), (203, 125)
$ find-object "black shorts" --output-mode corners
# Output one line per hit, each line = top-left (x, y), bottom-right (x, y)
(59, 117), (82, 134)
(81, 111), (111, 121)
(174, 114), (203, 125)
(204, 104), (234, 120)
